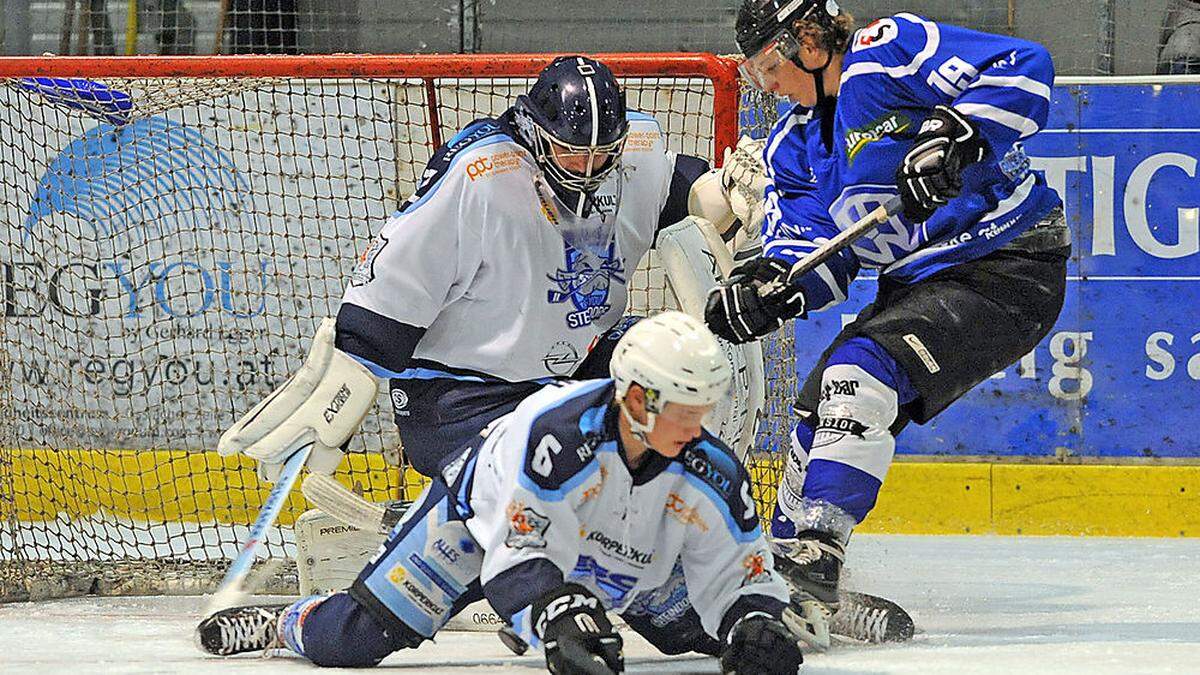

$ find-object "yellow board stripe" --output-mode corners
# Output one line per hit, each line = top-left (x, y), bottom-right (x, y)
(2, 449), (426, 527)
(3, 450), (1198, 536)
(863, 462), (1200, 537)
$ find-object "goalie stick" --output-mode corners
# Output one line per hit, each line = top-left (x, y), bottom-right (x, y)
(205, 440), (313, 615)
(301, 472), (393, 534)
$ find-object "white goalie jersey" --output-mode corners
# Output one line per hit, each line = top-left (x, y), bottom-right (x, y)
(342, 112), (677, 383)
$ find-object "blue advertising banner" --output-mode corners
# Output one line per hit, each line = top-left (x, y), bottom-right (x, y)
(788, 79), (1200, 458)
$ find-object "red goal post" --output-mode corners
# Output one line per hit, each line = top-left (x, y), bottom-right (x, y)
(0, 53), (794, 601)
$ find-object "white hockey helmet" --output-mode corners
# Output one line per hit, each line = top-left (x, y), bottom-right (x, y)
(611, 311), (732, 437)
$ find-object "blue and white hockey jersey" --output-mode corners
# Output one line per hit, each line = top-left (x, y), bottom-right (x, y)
(338, 111), (690, 384)
(458, 379), (789, 643)
(762, 13), (1063, 311)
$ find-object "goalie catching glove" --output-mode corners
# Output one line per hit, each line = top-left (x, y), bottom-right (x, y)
(704, 256), (807, 344)
(896, 105), (988, 223)
(218, 317), (378, 483)
(688, 135), (769, 236)
(533, 583), (624, 675)
(720, 612), (804, 675)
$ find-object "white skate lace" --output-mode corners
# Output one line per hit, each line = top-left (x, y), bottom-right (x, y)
(217, 610), (279, 654)
(833, 602), (889, 643)
(776, 539), (823, 565)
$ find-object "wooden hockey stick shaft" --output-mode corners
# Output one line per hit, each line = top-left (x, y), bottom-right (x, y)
(757, 196), (903, 297)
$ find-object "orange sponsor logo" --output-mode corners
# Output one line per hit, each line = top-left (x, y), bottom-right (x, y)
(625, 130), (658, 152)
(580, 465), (608, 504)
(466, 151), (523, 181)
(741, 550), (769, 586)
(665, 492), (708, 532)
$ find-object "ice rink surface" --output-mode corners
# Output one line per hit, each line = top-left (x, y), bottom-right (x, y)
(2, 534), (1198, 674)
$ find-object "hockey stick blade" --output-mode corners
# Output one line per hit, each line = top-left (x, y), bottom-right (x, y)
(757, 196), (903, 297)
(205, 440), (313, 615)
(300, 472), (389, 534)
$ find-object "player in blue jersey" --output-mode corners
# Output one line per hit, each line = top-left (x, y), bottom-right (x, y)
(706, 0), (1071, 614)
(198, 312), (804, 674)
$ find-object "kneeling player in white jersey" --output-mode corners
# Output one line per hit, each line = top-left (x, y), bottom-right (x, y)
(707, 0), (1069, 621)
(198, 312), (804, 674)
(216, 54), (769, 487)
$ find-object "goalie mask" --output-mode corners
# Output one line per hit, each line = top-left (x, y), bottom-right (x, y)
(736, 0), (842, 96)
(610, 311), (732, 445)
(512, 55), (629, 222)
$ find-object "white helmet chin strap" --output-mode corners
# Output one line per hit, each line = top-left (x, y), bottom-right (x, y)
(618, 396), (659, 451)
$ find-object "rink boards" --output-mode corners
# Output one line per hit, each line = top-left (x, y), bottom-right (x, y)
(6, 447), (1199, 536)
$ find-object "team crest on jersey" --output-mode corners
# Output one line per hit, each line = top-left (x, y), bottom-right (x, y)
(844, 112), (911, 166)
(505, 501), (550, 549)
(351, 233), (389, 286)
(546, 242), (626, 329)
(832, 188), (922, 266)
(852, 18), (898, 52)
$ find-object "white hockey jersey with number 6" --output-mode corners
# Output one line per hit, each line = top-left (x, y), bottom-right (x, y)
(453, 378), (789, 644)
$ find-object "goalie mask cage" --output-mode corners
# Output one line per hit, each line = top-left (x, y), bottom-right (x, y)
(0, 53), (795, 602)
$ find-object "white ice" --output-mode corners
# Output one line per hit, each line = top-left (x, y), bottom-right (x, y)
(1, 534), (1198, 674)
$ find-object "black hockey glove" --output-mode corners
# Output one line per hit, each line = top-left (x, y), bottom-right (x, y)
(704, 257), (807, 344)
(895, 105), (988, 223)
(719, 612), (804, 675)
(533, 583), (624, 675)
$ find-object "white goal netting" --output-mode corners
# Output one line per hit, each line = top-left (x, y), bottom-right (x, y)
(0, 54), (796, 601)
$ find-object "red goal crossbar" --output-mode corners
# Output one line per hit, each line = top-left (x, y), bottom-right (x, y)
(0, 52), (743, 162)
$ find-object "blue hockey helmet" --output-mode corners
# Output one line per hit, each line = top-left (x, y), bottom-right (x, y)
(736, 0), (842, 93)
(512, 55), (629, 215)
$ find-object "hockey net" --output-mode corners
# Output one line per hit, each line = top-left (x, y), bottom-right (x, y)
(0, 54), (794, 601)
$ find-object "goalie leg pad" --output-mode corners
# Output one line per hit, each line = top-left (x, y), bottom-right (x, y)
(350, 476), (486, 639)
(656, 216), (765, 458)
(295, 507), (390, 596)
